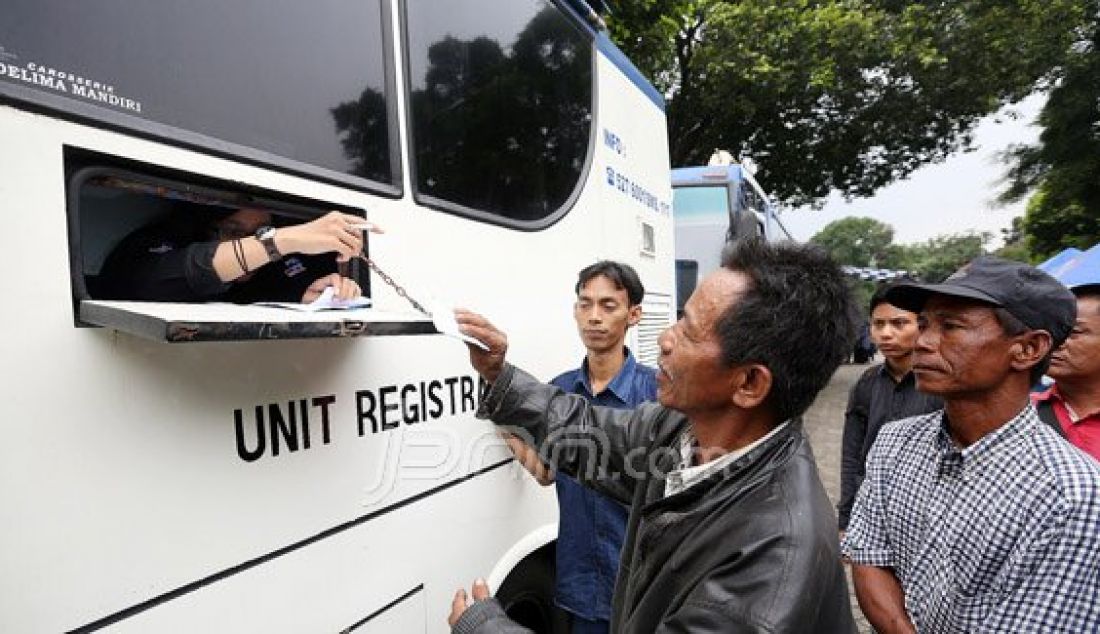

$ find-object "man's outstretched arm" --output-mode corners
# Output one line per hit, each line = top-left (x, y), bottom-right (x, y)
(456, 309), (660, 504)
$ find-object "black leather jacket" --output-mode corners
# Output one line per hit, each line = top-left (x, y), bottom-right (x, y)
(453, 364), (855, 634)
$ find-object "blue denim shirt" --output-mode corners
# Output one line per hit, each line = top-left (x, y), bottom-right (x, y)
(549, 348), (657, 621)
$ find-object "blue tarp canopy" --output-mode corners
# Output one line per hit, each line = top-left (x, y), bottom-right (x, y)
(1038, 248), (1082, 276)
(1040, 245), (1100, 289)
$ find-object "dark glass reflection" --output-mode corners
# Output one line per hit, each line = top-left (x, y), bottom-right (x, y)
(405, 0), (593, 222)
(0, 0), (392, 185)
(331, 87), (391, 182)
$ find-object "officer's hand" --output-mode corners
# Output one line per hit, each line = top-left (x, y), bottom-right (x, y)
(277, 211), (382, 262)
(454, 309), (508, 383)
(300, 273), (361, 303)
(447, 578), (492, 627)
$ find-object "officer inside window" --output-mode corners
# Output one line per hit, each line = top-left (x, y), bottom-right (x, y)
(99, 207), (379, 304)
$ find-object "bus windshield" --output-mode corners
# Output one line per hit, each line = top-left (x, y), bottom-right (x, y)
(671, 185), (730, 223)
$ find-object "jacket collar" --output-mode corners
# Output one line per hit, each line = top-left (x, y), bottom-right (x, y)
(645, 418), (803, 511)
(876, 362), (917, 386)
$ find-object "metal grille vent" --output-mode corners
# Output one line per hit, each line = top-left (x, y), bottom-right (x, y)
(634, 292), (673, 367)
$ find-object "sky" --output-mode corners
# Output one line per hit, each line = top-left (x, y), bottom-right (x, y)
(780, 93), (1046, 247)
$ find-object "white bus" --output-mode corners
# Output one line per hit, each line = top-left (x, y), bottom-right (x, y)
(0, 1), (674, 631)
(671, 157), (791, 316)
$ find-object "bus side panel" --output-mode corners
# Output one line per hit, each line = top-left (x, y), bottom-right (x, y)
(590, 52), (675, 362)
(0, 109), (558, 633)
(0, 30), (673, 634)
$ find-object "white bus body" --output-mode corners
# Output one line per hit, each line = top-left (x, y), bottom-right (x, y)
(0, 2), (673, 631)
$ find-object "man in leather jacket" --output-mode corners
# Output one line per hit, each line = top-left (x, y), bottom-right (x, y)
(449, 240), (857, 633)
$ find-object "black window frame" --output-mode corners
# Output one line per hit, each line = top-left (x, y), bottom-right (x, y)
(0, 1), (403, 199)
(398, 0), (598, 231)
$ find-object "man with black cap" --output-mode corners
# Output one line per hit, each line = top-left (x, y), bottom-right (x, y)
(842, 256), (1100, 633)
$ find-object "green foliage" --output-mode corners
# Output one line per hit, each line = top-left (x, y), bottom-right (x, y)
(811, 216), (991, 282)
(1023, 187), (1100, 258)
(900, 232), (991, 282)
(607, 0), (1087, 206)
(849, 279), (877, 317)
(809, 217), (901, 267)
(995, 242), (1032, 264)
(1001, 24), (1100, 259)
(992, 216), (1032, 263)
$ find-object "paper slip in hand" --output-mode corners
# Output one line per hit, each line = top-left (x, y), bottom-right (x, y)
(428, 300), (489, 350)
(256, 286), (372, 312)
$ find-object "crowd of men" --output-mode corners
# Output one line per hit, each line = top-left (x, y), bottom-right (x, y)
(446, 242), (1100, 634)
(99, 200), (1100, 631)
(119, 206), (1100, 632)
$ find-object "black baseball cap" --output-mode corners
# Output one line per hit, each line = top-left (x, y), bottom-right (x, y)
(885, 256), (1077, 347)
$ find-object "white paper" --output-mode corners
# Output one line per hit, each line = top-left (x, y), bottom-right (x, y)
(256, 286), (373, 312)
(428, 300), (489, 350)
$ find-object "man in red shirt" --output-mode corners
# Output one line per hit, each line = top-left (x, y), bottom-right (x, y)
(1034, 284), (1100, 461)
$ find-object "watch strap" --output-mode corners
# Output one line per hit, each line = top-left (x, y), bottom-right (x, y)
(256, 227), (282, 261)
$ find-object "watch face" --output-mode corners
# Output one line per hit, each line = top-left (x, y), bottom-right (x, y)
(256, 226), (276, 240)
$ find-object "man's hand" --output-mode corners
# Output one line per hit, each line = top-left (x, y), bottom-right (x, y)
(448, 578), (492, 627)
(455, 309), (508, 383)
(277, 211), (382, 262)
(300, 273), (361, 303)
(503, 433), (554, 486)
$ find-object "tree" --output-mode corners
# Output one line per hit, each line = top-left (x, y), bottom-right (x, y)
(607, 0), (1088, 206)
(811, 215), (991, 283)
(334, 8), (594, 219)
(1000, 20), (1100, 259)
(331, 87), (390, 182)
(994, 216), (1032, 263)
(811, 216), (904, 315)
(810, 217), (902, 267)
(902, 231), (991, 282)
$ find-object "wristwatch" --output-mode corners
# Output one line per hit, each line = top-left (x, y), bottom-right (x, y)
(255, 226), (282, 261)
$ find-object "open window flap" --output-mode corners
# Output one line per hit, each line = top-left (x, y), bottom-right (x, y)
(80, 300), (436, 343)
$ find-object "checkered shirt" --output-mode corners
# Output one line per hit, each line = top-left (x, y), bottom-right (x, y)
(841, 405), (1100, 632)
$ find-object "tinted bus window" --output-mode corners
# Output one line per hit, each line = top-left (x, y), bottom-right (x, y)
(0, 0), (394, 186)
(404, 0), (592, 224)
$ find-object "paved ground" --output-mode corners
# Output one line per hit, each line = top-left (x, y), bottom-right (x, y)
(802, 362), (872, 633)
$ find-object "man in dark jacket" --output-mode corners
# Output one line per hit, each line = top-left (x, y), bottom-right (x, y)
(449, 240), (858, 633)
(838, 284), (943, 531)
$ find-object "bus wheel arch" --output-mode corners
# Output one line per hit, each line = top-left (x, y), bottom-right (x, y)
(495, 541), (567, 634)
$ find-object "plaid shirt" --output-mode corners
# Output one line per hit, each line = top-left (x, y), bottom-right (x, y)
(842, 406), (1100, 632)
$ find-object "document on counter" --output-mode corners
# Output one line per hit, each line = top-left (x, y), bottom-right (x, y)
(255, 286), (373, 312)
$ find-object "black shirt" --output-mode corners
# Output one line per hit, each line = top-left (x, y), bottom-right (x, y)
(97, 218), (337, 304)
(837, 363), (943, 529)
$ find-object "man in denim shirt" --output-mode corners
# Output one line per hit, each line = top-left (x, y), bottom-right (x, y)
(506, 261), (656, 634)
